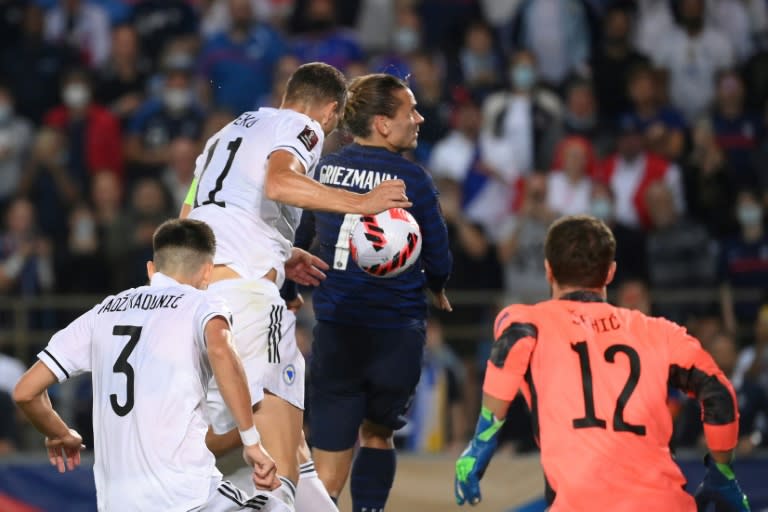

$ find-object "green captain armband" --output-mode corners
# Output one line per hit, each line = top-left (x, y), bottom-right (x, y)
(184, 177), (199, 206)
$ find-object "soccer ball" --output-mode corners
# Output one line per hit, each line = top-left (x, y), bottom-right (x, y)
(349, 208), (422, 278)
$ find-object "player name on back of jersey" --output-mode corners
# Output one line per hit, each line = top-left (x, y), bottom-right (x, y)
(96, 291), (184, 315)
(318, 165), (398, 191)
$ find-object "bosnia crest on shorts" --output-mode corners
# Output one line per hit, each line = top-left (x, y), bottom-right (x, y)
(282, 364), (296, 385)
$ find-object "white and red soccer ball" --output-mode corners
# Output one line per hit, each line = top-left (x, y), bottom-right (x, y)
(349, 208), (422, 278)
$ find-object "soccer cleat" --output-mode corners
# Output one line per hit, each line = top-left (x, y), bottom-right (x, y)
(694, 455), (750, 512)
(454, 406), (505, 506)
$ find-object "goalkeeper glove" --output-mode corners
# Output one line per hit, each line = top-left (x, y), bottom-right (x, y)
(694, 454), (750, 512)
(454, 406), (505, 506)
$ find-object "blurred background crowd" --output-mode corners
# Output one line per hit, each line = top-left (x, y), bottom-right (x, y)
(0, 0), (767, 464)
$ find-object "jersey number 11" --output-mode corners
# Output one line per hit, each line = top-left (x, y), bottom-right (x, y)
(195, 137), (243, 208)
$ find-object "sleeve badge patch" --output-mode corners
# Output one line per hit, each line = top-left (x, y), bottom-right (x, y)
(297, 125), (319, 151)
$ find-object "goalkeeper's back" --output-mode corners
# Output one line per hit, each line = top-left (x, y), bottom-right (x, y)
(479, 215), (740, 511)
(486, 296), (738, 510)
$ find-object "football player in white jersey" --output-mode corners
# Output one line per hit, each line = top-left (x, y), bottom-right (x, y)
(13, 219), (287, 512)
(180, 62), (411, 511)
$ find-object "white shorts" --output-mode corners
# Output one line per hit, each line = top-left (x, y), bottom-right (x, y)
(194, 479), (289, 512)
(206, 278), (305, 434)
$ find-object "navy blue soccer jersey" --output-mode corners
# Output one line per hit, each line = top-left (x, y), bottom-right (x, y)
(295, 143), (452, 328)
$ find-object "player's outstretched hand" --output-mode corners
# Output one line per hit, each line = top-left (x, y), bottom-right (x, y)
(430, 290), (452, 312)
(243, 443), (280, 491)
(285, 247), (329, 287)
(454, 406), (505, 506)
(694, 455), (750, 512)
(45, 429), (85, 473)
(361, 179), (412, 214)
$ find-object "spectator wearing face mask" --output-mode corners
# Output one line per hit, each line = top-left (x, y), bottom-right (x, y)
(369, 5), (422, 79)
(125, 55), (206, 182)
(480, 50), (563, 193)
(504, 0), (594, 88)
(0, 84), (33, 212)
(43, 68), (123, 186)
(719, 189), (768, 334)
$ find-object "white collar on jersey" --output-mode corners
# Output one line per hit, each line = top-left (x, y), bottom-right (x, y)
(149, 272), (182, 288)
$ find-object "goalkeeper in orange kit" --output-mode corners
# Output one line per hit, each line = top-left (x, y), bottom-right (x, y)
(455, 215), (749, 512)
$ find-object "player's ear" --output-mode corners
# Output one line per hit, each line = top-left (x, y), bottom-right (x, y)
(323, 100), (339, 122)
(199, 261), (213, 290)
(146, 261), (156, 281)
(605, 261), (617, 286)
(374, 115), (390, 137)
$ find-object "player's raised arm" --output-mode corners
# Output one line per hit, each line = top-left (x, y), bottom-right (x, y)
(665, 319), (750, 511)
(455, 306), (538, 506)
(264, 150), (411, 214)
(204, 314), (279, 491)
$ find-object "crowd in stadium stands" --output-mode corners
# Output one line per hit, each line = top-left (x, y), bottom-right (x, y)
(0, 0), (767, 460)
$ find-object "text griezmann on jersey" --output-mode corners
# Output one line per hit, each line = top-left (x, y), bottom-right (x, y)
(318, 165), (399, 190)
(97, 292), (184, 314)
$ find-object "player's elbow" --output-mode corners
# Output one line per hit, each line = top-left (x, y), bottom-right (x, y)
(263, 174), (286, 203)
(12, 380), (36, 406)
(205, 326), (234, 364)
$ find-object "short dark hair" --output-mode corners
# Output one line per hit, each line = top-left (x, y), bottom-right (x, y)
(152, 219), (216, 274)
(544, 215), (616, 289)
(284, 62), (346, 110)
(344, 73), (409, 138)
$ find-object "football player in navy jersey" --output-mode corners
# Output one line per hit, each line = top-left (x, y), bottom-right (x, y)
(294, 73), (452, 512)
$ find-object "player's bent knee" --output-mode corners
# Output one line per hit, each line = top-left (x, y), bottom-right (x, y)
(359, 420), (394, 449)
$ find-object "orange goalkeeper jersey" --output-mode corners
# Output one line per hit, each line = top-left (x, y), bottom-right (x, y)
(484, 291), (739, 512)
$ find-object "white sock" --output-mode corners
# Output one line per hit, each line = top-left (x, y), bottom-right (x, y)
(296, 460), (338, 512)
(276, 476), (297, 510)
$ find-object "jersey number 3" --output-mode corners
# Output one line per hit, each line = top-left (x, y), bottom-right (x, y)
(195, 137), (243, 208)
(571, 341), (646, 436)
(111, 325), (142, 417)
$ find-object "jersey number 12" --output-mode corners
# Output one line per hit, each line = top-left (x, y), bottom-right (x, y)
(111, 325), (142, 417)
(571, 341), (646, 436)
(195, 137), (243, 208)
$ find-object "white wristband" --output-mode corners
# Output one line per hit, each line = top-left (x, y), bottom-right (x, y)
(239, 426), (261, 447)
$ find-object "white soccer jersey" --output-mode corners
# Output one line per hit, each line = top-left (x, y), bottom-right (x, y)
(37, 273), (232, 512)
(188, 108), (325, 284)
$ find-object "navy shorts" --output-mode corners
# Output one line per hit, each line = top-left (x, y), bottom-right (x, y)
(308, 320), (425, 452)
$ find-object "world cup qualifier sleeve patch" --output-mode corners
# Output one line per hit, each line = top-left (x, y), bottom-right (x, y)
(297, 125), (318, 151)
